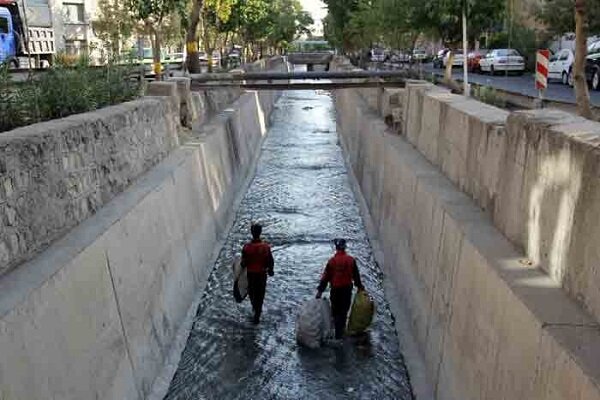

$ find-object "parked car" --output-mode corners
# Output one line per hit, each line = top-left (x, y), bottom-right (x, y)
(370, 48), (385, 62)
(467, 49), (488, 72)
(164, 52), (184, 70)
(433, 48), (449, 68)
(479, 48), (525, 75)
(443, 50), (464, 68)
(198, 51), (208, 65)
(411, 49), (428, 62)
(390, 51), (411, 63)
(210, 50), (221, 67)
(548, 48), (574, 85)
(585, 41), (600, 90)
(124, 47), (167, 74)
(227, 48), (241, 68)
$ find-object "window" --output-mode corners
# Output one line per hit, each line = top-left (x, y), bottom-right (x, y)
(63, 3), (84, 23)
(0, 17), (9, 34)
(559, 51), (569, 61)
(65, 40), (86, 56)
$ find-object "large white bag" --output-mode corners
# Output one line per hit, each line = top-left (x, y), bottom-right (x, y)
(232, 257), (248, 303)
(296, 298), (333, 349)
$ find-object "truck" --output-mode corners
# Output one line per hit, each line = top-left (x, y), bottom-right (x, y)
(0, 0), (55, 68)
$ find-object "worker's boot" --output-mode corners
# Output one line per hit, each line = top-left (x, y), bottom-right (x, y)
(252, 308), (261, 325)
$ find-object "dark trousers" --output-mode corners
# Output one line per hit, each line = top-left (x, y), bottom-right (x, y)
(330, 286), (353, 339)
(247, 272), (267, 319)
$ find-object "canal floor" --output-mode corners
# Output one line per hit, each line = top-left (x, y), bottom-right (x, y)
(163, 89), (414, 400)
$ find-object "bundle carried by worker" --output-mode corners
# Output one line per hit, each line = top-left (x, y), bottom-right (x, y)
(347, 290), (375, 335)
(296, 298), (334, 349)
(232, 257), (248, 303)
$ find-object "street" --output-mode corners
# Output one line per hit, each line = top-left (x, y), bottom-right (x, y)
(387, 62), (600, 106)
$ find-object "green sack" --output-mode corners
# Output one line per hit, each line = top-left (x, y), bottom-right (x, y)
(347, 290), (375, 335)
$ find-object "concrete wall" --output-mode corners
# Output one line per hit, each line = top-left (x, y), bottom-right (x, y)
(0, 65), (283, 399)
(0, 97), (179, 278)
(402, 82), (600, 327)
(333, 60), (600, 399)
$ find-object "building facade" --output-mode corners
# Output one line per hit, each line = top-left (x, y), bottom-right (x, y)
(52, 0), (101, 59)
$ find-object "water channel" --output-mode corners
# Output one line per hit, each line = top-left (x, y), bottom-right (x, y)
(163, 88), (414, 399)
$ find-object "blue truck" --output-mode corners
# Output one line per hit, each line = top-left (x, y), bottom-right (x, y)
(0, 0), (55, 68)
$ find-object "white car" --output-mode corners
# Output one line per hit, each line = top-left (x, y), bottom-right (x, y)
(479, 49), (525, 75)
(548, 49), (574, 85)
(411, 49), (428, 62)
(371, 48), (385, 62)
(443, 51), (464, 67)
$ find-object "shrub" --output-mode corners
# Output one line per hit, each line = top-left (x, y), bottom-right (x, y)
(473, 85), (507, 108)
(54, 51), (88, 67)
(0, 63), (143, 133)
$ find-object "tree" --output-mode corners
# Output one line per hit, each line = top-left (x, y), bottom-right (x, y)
(540, 0), (600, 39)
(323, 0), (360, 51)
(200, 0), (235, 71)
(406, 0), (504, 86)
(574, 0), (593, 118)
(347, 0), (384, 49)
(236, 0), (271, 60)
(267, 0), (313, 52)
(125, 0), (187, 77)
(539, 0), (597, 119)
(92, 0), (136, 59)
(185, 0), (204, 73)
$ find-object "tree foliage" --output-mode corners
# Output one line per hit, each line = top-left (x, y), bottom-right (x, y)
(92, 0), (136, 57)
(324, 0), (504, 52)
(323, 0), (360, 50)
(124, 0), (187, 75)
(539, 0), (600, 38)
(225, 0), (312, 59)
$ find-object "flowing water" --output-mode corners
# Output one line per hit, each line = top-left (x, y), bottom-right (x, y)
(164, 88), (414, 400)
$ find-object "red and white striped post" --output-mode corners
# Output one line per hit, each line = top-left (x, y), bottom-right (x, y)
(536, 49), (550, 107)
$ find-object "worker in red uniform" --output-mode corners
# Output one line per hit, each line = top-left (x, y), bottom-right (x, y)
(242, 223), (274, 324)
(316, 239), (364, 339)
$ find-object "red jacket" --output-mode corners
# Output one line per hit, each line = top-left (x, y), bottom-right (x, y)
(242, 240), (274, 274)
(318, 250), (363, 291)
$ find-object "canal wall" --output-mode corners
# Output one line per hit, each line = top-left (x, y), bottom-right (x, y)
(0, 60), (284, 399)
(0, 97), (180, 278)
(333, 58), (600, 400)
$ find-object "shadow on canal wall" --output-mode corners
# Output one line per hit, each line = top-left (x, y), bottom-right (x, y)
(0, 60), (285, 399)
(333, 57), (600, 400)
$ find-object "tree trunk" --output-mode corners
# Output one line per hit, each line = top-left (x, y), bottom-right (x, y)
(443, 51), (461, 92)
(574, 0), (593, 119)
(151, 28), (162, 80)
(185, 0), (203, 73)
(444, 51), (454, 81)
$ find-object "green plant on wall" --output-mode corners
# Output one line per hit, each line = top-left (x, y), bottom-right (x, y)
(472, 85), (506, 108)
(0, 63), (143, 133)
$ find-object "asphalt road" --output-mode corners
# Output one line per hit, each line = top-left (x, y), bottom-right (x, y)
(388, 62), (600, 106)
